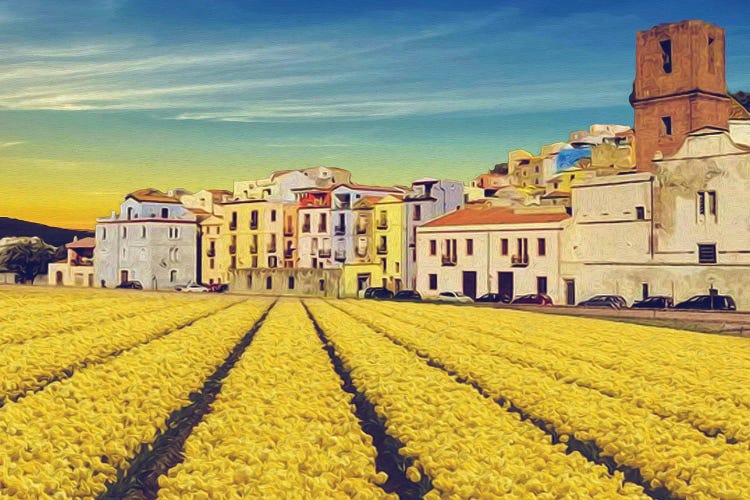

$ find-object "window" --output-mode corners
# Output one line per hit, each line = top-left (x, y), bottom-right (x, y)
(319, 279), (325, 291)
(288, 276), (295, 289)
(250, 210), (258, 229)
(210, 258), (215, 269)
(270, 210), (277, 222)
(170, 270), (177, 282)
(537, 238), (546, 256)
(661, 116), (672, 136)
(161, 208), (169, 218)
(429, 240), (437, 256)
(319, 213), (327, 232)
(698, 244), (717, 264)
(500, 238), (509, 256)
(660, 39), (672, 73)
(553, 182), (559, 189)
(429, 274), (438, 290)
(266, 276), (273, 290)
(413, 205), (422, 221)
(697, 191), (717, 219)
(141, 226), (147, 238)
(537, 276), (548, 295)
(395, 262), (400, 273)
(303, 214), (311, 232)
(127, 207), (134, 220)
(231, 256), (236, 269)
(381, 258), (387, 272)
(466, 239), (474, 256)
(534, 166), (539, 173)
(708, 36), (716, 72)
(642, 283), (649, 300)
(636, 206), (645, 220)
(247, 274), (253, 288)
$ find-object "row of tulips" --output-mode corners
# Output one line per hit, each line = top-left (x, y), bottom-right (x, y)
(336, 299), (750, 499)
(159, 300), (391, 498)
(305, 300), (647, 499)
(0, 299), (271, 498)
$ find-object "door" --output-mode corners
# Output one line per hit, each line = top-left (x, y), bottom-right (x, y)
(565, 279), (576, 305)
(55, 271), (64, 286)
(120, 270), (129, 284)
(357, 273), (371, 292)
(498, 272), (514, 301)
(462, 271), (477, 299)
(87, 274), (94, 287)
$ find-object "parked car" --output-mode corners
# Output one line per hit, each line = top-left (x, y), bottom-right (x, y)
(674, 294), (737, 311)
(206, 283), (229, 293)
(475, 293), (510, 303)
(511, 294), (553, 306)
(368, 288), (394, 300)
(631, 295), (674, 309)
(362, 287), (382, 299)
(577, 295), (627, 309)
(393, 290), (421, 301)
(115, 280), (143, 290)
(437, 291), (474, 304)
(181, 283), (209, 293)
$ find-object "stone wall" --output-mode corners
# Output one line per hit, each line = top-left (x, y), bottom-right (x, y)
(230, 267), (342, 297)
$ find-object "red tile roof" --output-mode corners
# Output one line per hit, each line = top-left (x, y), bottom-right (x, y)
(423, 207), (569, 227)
(66, 237), (96, 249)
(126, 188), (180, 204)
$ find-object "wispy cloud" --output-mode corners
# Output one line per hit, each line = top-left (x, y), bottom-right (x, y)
(0, 141), (25, 148)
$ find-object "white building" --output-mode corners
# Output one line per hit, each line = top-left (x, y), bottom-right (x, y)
(416, 205), (569, 302)
(561, 126), (750, 307)
(95, 189), (199, 290)
(233, 167), (351, 202)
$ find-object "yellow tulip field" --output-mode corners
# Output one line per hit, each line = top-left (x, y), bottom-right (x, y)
(0, 287), (749, 498)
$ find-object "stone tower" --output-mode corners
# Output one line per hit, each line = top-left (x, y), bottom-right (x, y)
(631, 20), (730, 170)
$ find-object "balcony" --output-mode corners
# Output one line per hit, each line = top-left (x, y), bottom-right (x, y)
(318, 225), (328, 233)
(441, 255), (457, 267)
(284, 247), (294, 259)
(377, 245), (388, 255)
(319, 248), (332, 258)
(356, 223), (368, 235)
(334, 249), (346, 262)
(355, 246), (368, 257)
(229, 245), (236, 254)
(267, 244), (277, 254)
(334, 225), (346, 235)
(249, 245), (258, 255)
(71, 259), (94, 267)
(229, 222), (237, 231)
(302, 223), (311, 233)
(377, 219), (388, 230)
(511, 254), (529, 267)
(206, 248), (215, 257)
(284, 226), (294, 236)
(250, 221), (258, 230)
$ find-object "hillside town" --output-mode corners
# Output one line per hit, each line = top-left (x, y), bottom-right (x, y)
(38, 20), (750, 308)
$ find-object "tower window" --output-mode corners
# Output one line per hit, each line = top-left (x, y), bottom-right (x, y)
(661, 116), (672, 136)
(660, 39), (672, 73)
(708, 36), (716, 72)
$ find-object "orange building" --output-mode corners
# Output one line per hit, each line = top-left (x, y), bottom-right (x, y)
(631, 20), (730, 170)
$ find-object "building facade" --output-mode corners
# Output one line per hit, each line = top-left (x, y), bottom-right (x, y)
(48, 237), (96, 287)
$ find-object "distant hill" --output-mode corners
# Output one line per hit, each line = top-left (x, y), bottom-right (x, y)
(0, 218), (94, 247)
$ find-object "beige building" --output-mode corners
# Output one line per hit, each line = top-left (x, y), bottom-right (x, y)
(416, 205), (569, 302)
(48, 237), (96, 287)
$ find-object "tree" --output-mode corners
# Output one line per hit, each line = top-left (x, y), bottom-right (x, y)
(0, 237), (60, 284)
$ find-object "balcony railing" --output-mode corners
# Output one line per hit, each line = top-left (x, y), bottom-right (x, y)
(284, 248), (294, 259)
(229, 245), (236, 254)
(229, 222), (237, 231)
(319, 248), (332, 258)
(71, 260), (94, 267)
(284, 226), (294, 236)
(377, 219), (388, 230)
(355, 246), (368, 257)
(318, 224), (328, 233)
(206, 248), (215, 257)
(302, 223), (311, 233)
(334, 225), (346, 235)
(441, 255), (457, 266)
(249, 245), (258, 255)
(250, 221), (258, 230)
(356, 223), (368, 234)
(511, 254), (529, 267)
(377, 245), (388, 255)
(334, 249), (346, 262)
(267, 243), (277, 253)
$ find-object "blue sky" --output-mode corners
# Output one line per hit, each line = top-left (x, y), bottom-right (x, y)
(0, 0), (749, 227)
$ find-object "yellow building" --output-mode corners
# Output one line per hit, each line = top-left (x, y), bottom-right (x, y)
(221, 200), (285, 283)
(341, 196), (382, 297)
(373, 194), (406, 292)
(200, 215), (230, 285)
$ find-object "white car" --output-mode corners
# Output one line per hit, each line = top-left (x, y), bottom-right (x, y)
(180, 283), (209, 293)
(437, 291), (474, 304)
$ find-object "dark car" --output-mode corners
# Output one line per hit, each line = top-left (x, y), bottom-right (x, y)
(116, 280), (143, 290)
(207, 283), (229, 293)
(511, 294), (554, 306)
(631, 295), (674, 309)
(393, 290), (421, 301)
(369, 288), (394, 300)
(577, 295), (627, 309)
(674, 294), (737, 311)
(475, 293), (510, 303)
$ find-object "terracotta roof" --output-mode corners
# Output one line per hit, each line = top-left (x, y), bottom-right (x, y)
(542, 191), (571, 198)
(126, 188), (180, 204)
(66, 237), (96, 249)
(423, 207), (569, 227)
(729, 92), (750, 120)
